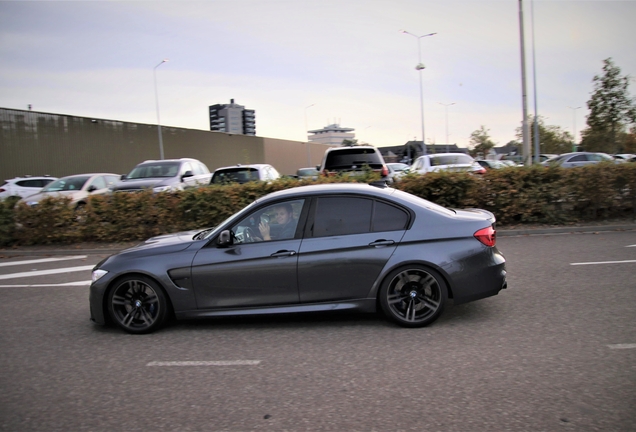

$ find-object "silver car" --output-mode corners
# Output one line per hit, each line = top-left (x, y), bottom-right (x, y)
(112, 158), (212, 192)
(90, 183), (507, 334)
(541, 152), (618, 168)
(20, 173), (119, 208)
(410, 153), (486, 175)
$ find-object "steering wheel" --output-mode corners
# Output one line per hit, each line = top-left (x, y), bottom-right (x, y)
(243, 227), (256, 243)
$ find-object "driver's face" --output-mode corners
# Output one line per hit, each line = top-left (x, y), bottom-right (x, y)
(274, 207), (291, 225)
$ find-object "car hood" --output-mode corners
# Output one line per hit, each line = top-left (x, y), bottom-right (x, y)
(113, 178), (175, 190)
(118, 230), (204, 257)
(21, 190), (84, 204)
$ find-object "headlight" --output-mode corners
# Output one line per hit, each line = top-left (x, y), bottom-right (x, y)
(153, 185), (172, 193)
(92, 269), (108, 283)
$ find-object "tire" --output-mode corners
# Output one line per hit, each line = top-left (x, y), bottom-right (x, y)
(107, 275), (169, 334)
(379, 265), (448, 328)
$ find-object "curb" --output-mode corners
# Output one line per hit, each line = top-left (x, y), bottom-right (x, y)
(1, 224), (635, 257)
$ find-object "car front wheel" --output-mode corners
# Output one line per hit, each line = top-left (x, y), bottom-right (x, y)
(379, 266), (447, 328)
(107, 275), (169, 334)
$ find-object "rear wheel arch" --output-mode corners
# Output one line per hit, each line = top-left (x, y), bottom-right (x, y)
(378, 263), (449, 328)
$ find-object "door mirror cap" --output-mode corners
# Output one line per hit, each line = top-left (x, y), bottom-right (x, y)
(218, 230), (233, 247)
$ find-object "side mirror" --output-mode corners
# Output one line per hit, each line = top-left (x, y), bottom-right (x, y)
(120, 174), (127, 180)
(218, 230), (233, 247)
(181, 170), (194, 181)
(87, 185), (98, 193)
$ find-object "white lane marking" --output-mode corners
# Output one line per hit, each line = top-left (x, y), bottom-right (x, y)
(608, 344), (636, 350)
(570, 260), (636, 266)
(0, 281), (91, 288)
(0, 265), (94, 280)
(147, 360), (261, 367)
(627, 245), (636, 248)
(0, 256), (88, 268)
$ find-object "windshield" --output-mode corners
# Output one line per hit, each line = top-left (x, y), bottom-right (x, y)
(42, 176), (90, 192)
(211, 168), (260, 184)
(429, 154), (474, 166)
(127, 162), (180, 179)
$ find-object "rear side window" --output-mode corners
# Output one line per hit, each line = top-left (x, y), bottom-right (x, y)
(312, 197), (408, 237)
(324, 148), (383, 170)
(373, 201), (409, 232)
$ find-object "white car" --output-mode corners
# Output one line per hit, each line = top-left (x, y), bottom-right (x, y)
(410, 153), (486, 175)
(211, 164), (281, 184)
(20, 173), (120, 208)
(0, 176), (58, 200)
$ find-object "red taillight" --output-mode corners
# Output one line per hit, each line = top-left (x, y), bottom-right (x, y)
(474, 226), (496, 247)
(381, 165), (389, 177)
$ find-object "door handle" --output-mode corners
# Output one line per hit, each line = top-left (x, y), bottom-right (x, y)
(369, 240), (395, 247)
(270, 250), (297, 257)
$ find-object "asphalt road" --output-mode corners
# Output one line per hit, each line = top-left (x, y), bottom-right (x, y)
(0, 231), (635, 431)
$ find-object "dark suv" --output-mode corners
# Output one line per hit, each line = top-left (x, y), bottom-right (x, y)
(318, 146), (389, 179)
(111, 158), (212, 193)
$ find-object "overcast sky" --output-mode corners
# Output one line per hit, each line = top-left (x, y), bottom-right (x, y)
(1, 0), (634, 149)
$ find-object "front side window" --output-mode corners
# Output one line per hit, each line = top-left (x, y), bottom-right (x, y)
(89, 176), (107, 190)
(230, 199), (305, 244)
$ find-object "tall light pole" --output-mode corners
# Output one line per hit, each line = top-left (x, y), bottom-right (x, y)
(401, 30), (436, 156)
(439, 102), (455, 153)
(304, 104), (315, 167)
(518, 1), (531, 166)
(153, 59), (168, 160)
(531, 0), (540, 164)
(568, 106), (581, 152)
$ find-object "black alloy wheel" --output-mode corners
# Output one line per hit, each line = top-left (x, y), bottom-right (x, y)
(108, 275), (169, 334)
(379, 266), (447, 328)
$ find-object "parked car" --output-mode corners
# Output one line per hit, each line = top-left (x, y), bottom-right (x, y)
(211, 164), (281, 184)
(539, 154), (559, 163)
(89, 182), (507, 334)
(410, 153), (486, 175)
(476, 160), (508, 170)
(111, 158), (212, 193)
(613, 153), (636, 161)
(318, 146), (389, 179)
(0, 176), (57, 200)
(20, 173), (119, 208)
(541, 152), (618, 168)
(296, 167), (319, 180)
(386, 162), (409, 182)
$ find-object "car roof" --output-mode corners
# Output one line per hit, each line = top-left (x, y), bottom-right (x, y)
(255, 183), (396, 202)
(57, 173), (119, 179)
(214, 164), (271, 171)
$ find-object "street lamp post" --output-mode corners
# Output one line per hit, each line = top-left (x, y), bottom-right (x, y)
(439, 102), (455, 153)
(401, 30), (436, 156)
(153, 59), (169, 160)
(304, 104), (315, 167)
(568, 106), (581, 152)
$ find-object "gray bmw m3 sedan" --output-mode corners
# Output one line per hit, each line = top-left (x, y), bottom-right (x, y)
(90, 183), (507, 334)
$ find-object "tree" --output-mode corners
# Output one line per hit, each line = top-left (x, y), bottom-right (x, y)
(341, 138), (358, 146)
(515, 116), (573, 154)
(580, 58), (636, 153)
(468, 126), (495, 158)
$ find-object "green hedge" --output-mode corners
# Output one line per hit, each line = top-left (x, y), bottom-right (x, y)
(2, 164), (635, 246)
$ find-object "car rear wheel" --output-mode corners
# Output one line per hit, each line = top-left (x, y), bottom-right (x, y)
(379, 266), (447, 328)
(107, 275), (169, 334)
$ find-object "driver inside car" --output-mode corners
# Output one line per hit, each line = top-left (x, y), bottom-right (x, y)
(258, 203), (296, 241)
